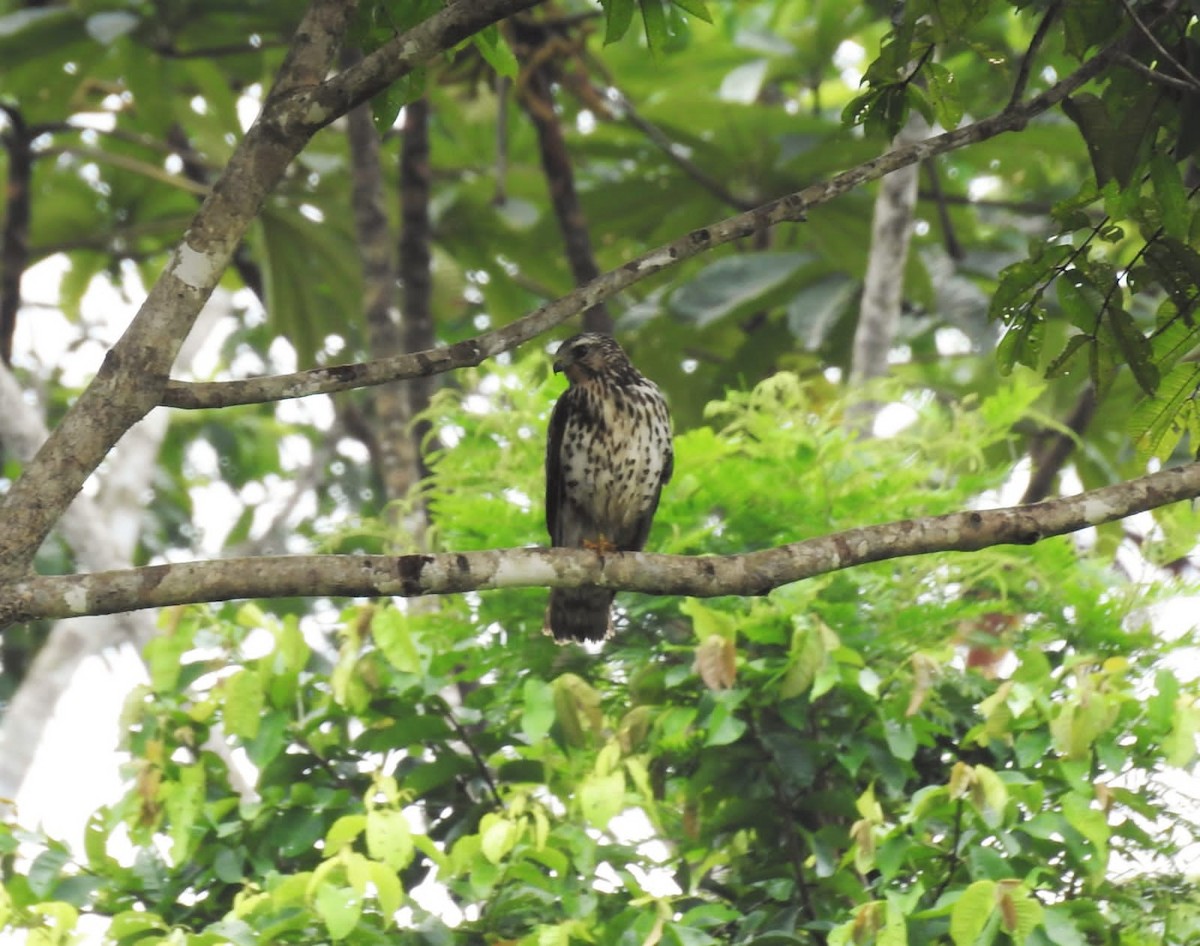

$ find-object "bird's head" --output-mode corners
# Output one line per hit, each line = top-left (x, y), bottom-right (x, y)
(552, 333), (629, 384)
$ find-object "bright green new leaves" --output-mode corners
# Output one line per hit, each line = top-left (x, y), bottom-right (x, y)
(5, 366), (1200, 944)
(951, 880), (1044, 946)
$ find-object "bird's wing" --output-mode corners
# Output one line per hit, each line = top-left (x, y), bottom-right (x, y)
(545, 393), (570, 546)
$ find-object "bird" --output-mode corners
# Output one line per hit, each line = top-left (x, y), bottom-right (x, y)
(544, 333), (674, 642)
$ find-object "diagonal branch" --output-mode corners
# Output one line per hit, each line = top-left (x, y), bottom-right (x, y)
(0, 0), (545, 580)
(160, 17), (1146, 411)
(3, 459), (1198, 629)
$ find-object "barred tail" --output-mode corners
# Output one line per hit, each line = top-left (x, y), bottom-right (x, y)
(544, 587), (615, 642)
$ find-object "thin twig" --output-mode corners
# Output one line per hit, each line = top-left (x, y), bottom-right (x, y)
(1007, 1), (1063, 110)
(1114, 51), (1200, 92)
(1117, 0), (1200, 90)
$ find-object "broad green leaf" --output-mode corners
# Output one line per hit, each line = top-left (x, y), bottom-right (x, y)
(366, 809), (414, 871)
(924, 61), (962, 129)
(522, 677), (556, 743)
(950, 880), (995, 946)
(1150, 154), (1189, 240)
(369, 860), (404, 923)
(1128, 363), (1200, 461)
(640, 0), (670, 52)
(314, 884), (362, 941)
(670, 253), (807, 328)
(223, 668), (264, 740)
(372, 608), (422, 674)
(1164, 697), (1200, 767)
(27, 848), (70, 899)
(325, 815), (367, 853)
(472, 25), (517, 78)
(164, 764), (205, 864)
(579, 771), (626, 828)
(479, 813), (518, 864)
(1104, 306), (1158, 395)
(780, 622), (825, 699)
(671, 0), (712, 22)
(602, 0), (636, 43)
(1061, 793), (1110, 880)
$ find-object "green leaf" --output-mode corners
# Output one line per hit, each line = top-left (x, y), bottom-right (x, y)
(223, 668), (264, 740)
(325, 815), (367, 853)
(602, 0), (636, 43)
(579, 770), (626, 828)
(640, 0), (670, 53)
(314, 884), (362, 941)
(950, 880), (995, 946)
(924, 62), (962, 129)
(1150, 154), (1189, 240)
(480, 813), (518, 864)
(1044, 333), (1091, 379)
(472, 25), (517, 78)
(522, 677), (556, 743)
(1061, 793), (1110, 880)
(372, 608), (422, 674)
(27, 848), (70, 898)
(164, 764), (205, 864)
(369, 860), (404, 922)
(670, 253), (808, 327)
(1104, 305), (1158, 395)
(366, 809), (414, 871)
(671, 0), (712, 22)
(1129, 363), (1200, 460)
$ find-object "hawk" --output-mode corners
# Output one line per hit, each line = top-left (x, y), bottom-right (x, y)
(544, 333), (674, 642)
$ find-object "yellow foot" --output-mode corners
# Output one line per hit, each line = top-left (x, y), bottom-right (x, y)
(583, 536), (618, 554)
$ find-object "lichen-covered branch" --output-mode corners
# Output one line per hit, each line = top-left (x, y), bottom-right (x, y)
(4, 460), (1197, 628)
(0, 0), (546, 580)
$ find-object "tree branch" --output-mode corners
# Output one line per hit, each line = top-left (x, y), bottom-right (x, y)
(159, 23), (1140, 411)
(514, 24), (614, 334)
(0, 0), (545, 580)
(0, 104), (33, 365)
(3, 459), (1197, 628)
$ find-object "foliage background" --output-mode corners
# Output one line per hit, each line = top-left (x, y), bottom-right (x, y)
(1, 0), (1199, 943)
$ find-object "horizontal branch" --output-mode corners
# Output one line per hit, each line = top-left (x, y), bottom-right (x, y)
(3, 460), (1196, 629)
(160, 19), (1132, 411)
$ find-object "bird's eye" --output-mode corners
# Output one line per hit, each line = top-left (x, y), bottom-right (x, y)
(571, 343), (590, 359)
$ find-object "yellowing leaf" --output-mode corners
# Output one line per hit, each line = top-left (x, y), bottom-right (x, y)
(552, 673), (604, 748)
(969, 764), (1009, 828)
(694, 634), (736, 689)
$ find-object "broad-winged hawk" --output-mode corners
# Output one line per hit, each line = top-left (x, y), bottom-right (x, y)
(544, 333), (674, 642)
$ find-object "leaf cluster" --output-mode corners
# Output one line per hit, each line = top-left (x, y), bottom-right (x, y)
(3, 361), (1198, 945)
